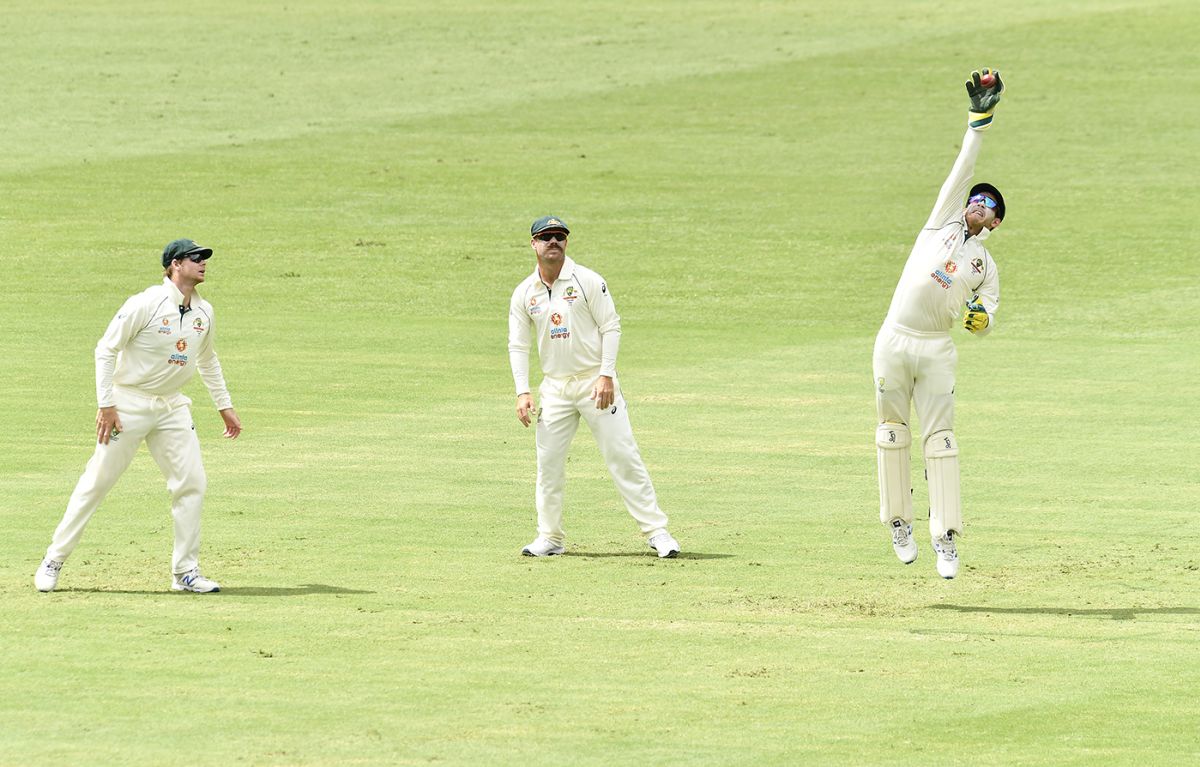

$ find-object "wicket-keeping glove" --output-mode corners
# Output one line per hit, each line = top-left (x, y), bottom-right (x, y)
(966, 68), (1004, 130)
(963, 296), (990, 334)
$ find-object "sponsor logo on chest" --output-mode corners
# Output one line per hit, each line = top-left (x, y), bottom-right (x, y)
(931, 259), (957, 290)
(158, 318), (173, 335)
(549, 311), (570, 340)
(563, 286), (579, 305)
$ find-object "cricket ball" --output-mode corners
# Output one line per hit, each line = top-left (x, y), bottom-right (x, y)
(980, 72), (996, 88)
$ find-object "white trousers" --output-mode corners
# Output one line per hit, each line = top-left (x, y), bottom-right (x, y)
(46, 388), (207, 574)
(872, 325), (962, 535)
(535, 374), (669, 544)
(873, 325), (956, 435)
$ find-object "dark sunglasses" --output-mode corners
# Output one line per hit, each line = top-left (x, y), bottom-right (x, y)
(967, 194), (997, 209)
(535, 232), (567, 242)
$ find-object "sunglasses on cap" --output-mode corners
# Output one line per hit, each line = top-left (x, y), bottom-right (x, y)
(535, 232), (567, 242)
(967, 194), (998, 210)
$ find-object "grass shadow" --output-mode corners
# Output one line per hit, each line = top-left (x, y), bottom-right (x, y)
(931, 604), (1200, 622)
(61, 584), (374, 597)
(568, 551), (735, 560)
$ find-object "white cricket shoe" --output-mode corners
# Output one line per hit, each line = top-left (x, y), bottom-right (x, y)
(648, 533), (680, 559)
(932, 532), (959, 579)
(521, 537), (565, 557)
(889, 519), (917, 564)
(35, 559), (64, 592)
(171, 567), (221, 593)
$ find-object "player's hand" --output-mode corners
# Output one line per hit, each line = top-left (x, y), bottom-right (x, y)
(96, 406), (123, 445)
(591, 375), (615, 410)
(964, 297), (990, 334)
(516, 393), (535, 427)
(965, 68), (1004, 113)
(220, 408), (242, 439)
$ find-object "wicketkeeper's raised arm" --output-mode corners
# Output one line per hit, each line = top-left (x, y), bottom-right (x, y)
(924, 68), (1005, 230)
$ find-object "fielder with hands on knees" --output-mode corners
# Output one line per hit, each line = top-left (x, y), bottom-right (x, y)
(873, 69), (1007, 579)
(509, 216), (680, 558)
(35, 238), (241, 593)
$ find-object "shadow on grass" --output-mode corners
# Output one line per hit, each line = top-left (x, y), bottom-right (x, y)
(64, 584), (374, 597)
(931, 604), (1200, 622)
(567, 552), (734, 560)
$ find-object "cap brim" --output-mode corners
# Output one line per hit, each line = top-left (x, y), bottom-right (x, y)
(184, 248), (213, 259)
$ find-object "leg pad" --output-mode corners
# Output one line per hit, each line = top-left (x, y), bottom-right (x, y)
(924, 430), (962, 537)
(876, 423), (913, 524)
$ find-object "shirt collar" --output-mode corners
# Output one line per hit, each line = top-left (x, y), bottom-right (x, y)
(161, 277), (199, 306)
(533, 256), (576, 286)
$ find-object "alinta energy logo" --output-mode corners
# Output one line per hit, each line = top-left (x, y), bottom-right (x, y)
(550, 313), (562, 325)
(176, 339), (188, 352)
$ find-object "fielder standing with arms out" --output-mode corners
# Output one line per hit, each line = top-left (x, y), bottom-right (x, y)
(508, 216), (680, 558)
(35, 239), (242, 593)
(874, 69), (1006, 579)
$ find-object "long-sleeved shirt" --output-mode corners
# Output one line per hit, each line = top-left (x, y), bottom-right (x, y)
(95, 278), (233, 409)
(883, 127), (1001, 336)
(508, 256), (621, 395)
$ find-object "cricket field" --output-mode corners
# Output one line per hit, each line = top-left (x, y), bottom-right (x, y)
(1, 1), (1197, 764)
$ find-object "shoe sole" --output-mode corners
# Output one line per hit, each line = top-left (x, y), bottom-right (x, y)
(171, 583), (221, 593)
(521, 549), (564, 557)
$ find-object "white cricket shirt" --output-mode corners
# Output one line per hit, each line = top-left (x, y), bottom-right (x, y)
(95, 278), (233, 409)
(884, 128), (1001, 336)
(508, 256), (621, 395)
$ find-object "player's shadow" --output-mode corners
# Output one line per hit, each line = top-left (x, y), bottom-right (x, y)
(65, 584), (374, 597)
(568, 552), (734, 560)
(931, 604), (1200, 622)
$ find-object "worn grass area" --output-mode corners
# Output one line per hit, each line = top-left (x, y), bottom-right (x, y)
(2, 1), (1198, 764)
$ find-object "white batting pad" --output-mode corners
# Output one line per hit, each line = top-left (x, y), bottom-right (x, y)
(876, 422), (913, 524)
(924, 429), (962, 537)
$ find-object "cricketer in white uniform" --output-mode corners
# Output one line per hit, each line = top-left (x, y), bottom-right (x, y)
(874, 70), (1006, 579)
(508, 216), (680, 558)
(35, 238), (242, 593)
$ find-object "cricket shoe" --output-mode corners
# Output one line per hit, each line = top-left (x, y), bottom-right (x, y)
(890, 519), (917, 564)
(521, 537), (565, 557)
(932, 532), (959, 579)
(35, 558), (64, 592)
(171, 567), (221, 593)
(648, 533), (680, 559)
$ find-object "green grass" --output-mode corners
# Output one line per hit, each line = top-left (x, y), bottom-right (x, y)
(2, 1), (1199, 764)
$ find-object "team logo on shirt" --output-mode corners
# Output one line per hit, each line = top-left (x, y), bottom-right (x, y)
(944, 260), (958, 274)
(176, 340), (188, 352)
(528, 297), (544, 316)
(158, 318), (173, 335)
(970, 257), (983, 274)
(550, 313), (562, 325)
(193, 317), (205, 334)
(563, 286), (579, 304)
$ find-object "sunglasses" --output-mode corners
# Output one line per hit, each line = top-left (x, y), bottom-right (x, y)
(967, 194), (998, 210)
(535, 232), (567, 242)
